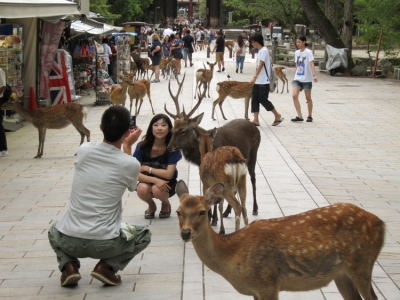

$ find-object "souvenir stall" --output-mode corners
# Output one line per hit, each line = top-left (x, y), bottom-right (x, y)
(112, 32), (136, 83)
(93, 39), (113, 105)
(0, 23), (24, 130)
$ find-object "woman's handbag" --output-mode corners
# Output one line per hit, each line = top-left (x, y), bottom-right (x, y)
(236, 49), (243, 56)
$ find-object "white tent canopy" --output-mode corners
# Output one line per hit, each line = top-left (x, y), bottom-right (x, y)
(70, 20), (123, 36)
(0, 0), (80, 18)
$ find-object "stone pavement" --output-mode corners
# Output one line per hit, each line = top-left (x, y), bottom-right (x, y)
(0, 47), (399, 299)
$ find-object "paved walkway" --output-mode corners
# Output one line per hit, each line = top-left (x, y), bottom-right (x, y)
(0, 48), (399, 299)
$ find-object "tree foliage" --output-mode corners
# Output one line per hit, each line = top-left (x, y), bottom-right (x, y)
(89, 0), (119, 24)
(355, 0), (400, 57)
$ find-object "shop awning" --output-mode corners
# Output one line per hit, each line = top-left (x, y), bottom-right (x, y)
(71, 20), (123, 36)
(0, 0), (80, 18)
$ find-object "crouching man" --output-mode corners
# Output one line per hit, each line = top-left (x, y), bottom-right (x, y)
(48, 106), (151, 287)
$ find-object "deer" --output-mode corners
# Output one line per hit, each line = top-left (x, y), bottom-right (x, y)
(274, 66), (289, 94)
(160, 57), (170, 80)
(110, 75), (135, 106)
(164, 74), (260, 226)
(168, 57), (178, 80)
(194, 127), (248, 234)
(1, 100), (90, 158)
(130, 52), (150, 80)
(211, 81), (253, 120)
(194, 61), (217, 99)
(127, 78), (154, 116)
(144, 64), (155, 81)
(176, 180), (386, 300)
(224, 40), (235, 51)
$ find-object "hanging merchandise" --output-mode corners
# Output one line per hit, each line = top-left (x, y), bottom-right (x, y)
(115, 34), (131, 82)
(93, 38), (113, 105)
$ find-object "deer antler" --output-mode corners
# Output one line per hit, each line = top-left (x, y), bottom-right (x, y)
(164, 73), (186, 119)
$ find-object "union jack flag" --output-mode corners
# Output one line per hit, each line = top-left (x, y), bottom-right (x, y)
(49, 51), (72, 106)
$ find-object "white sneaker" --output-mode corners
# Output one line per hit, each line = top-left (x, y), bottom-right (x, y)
(0, 150), (8, 157)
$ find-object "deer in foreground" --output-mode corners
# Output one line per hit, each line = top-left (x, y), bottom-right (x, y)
(1, 101), (90, 158)
(194, 61), (217, 99)
(274, 66), (289, 94)
(165, 75), (260, 226)
(195, 127), (248, 234)
(110, 75), (135, 106)
(127, 78), (154, 116)
(212, 81), (253, 120)
(176, 180), (385, 300)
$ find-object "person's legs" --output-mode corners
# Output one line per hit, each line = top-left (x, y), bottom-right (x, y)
(0, 111), (8, 154)
(221, 55), (225, 71)
(236, 56), (239, 72)
(188, 52), (193, 66)
(151, 185), (170, 214)
(257, 84), (282, 125)
(292, 84), (303, 119)
(154, 65), (160, 80)
(304, 89), (313, 119)
(136, 182), (157, 214)
(175, 56), (181, 74)
(240, 56), (245, 72)
(251, 85), (260, 125)
(183, 48), (188, 67)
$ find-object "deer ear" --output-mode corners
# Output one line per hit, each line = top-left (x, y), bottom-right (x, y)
(205, 183), (224, 206)
(192, 112), (204, 126)
(176, 180), (189, 201)
(210, 128), (217, 138)
(194, 127), (201, 141)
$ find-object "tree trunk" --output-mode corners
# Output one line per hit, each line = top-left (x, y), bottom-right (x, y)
(298, 0), (355, 70)
(325, 0), (338, 30)
(341, 0), (354, 72)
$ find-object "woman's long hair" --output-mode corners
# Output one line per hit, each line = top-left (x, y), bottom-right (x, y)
(139, 114), (173, 154)
(237, 35), (244, 48)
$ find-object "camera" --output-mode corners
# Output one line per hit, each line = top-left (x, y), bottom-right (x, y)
(129, 115), (136, 129)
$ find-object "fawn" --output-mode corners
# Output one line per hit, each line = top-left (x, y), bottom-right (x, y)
(195, 127), (248, 234)
(1, 100), (90, 158)
(127, 79), (154, 116)
(194, 61), (217, 99)
(110, 75), (134, 106)
(176, 180), (385, 300)
(274, 67), (289, 93)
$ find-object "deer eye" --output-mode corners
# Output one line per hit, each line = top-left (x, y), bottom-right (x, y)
(199, 211), (206, 216)
(180, 131), (186, 135)
(176, 211), (181, 216)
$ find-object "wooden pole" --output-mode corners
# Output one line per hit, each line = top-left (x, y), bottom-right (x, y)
(372, 28), (383, 77)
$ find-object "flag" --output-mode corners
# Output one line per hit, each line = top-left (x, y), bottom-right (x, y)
(49, 51), (72, 105)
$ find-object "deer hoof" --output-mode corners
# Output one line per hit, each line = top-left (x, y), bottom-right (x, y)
(252, 211), (258, 216)
(211, 220), (218, 227)
(222, 211), (230, 218)
(219, 230), (225, 235)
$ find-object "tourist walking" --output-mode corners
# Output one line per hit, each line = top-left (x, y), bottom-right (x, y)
(182, 29), (196, 67)
(291, 35), (318, 122)
(233, 35), (247, 73)
(212, 31), (225, 72)
(250, 34), (284, 127)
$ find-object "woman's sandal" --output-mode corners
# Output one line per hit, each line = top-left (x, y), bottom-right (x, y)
(291, 116), (304, 122)
(144, 208), (156, 219)
(159, 203), (171, 219)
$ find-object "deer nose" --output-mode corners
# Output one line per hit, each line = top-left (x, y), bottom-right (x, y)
(181, 230), (191, 240)
(167, 145), (173, 152)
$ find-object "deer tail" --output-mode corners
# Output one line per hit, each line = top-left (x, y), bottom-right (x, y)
(82, 107), (88, 120)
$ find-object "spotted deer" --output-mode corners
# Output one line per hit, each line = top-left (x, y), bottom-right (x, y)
(194, 61), (217, 99)
(176, 181), (386, 300)
(110, 75), (135, 106)
(127, 79), (154, 116)
(212, 81), (253, 120)
(194, 127), (248, 234)
(165, 75), (260, 226)
(1, 100), (90, 158)
(274, 66), (289, 93)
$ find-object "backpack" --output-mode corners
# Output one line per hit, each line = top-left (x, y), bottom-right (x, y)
(263, 63), (277, 93)
(200, 32), (205, 40)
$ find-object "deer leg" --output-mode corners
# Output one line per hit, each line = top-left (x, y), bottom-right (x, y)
(36, 127), (46, 158)
(348, 269), (377, 300)
(137, 98), (144, 116)
(238, 175), (248, 225)
(285, 78), (289, 93)
(222, 205), (232, 218)
(218, 199), (225, 234)
(225, 190), (242, 232)
(276, 78), (279, 93)
(207, 81), (211, 98)
(147, 94), (155, 115)
(244, 96), (250, 120)
(334, 274), (363, 300)
(218, 101), (227, 120)
(247, 156), (258, 215)
(211, 97), (221, 120)
(72, 123), (90, 144)
(211, 204), (218, 226)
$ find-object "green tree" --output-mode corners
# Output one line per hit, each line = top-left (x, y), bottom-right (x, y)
(355, 0), (400, 57)
(108, 0), (153, 25)
(90, 0), (119, 24)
